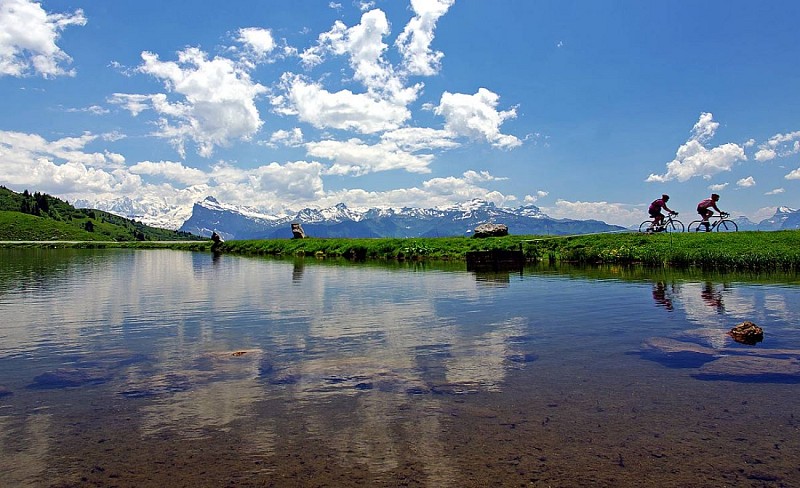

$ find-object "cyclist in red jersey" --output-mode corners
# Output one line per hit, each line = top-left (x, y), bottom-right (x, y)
(696, 193), (724, 231)
(647, 194), (676, 231)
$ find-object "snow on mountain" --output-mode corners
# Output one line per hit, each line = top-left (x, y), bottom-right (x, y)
(757, 206), (799, 230)
(198, 196), (283, 221)
(74, 195), (192, 230)
(179, 198), (624, 239)
(731, 215), (758, 231)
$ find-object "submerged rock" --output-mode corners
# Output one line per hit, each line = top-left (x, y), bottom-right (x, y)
(119, 372), (193, 398)
(728, 321), (764, 345)
(695, 356), (800, 382)
(639, 337), (719, 368)
(640, 337), (718, 356)
(0, 385), (12, 398)
(29, 368), (109, 389)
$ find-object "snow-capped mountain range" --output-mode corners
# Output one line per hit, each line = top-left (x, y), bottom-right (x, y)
(73, 195), (193, 231)
(180, 197), (624, 239)
(75, 196), (800, 239)
(754, 206), (800, 230)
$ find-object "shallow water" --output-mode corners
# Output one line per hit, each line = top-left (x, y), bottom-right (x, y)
(0, 249), (799, 487)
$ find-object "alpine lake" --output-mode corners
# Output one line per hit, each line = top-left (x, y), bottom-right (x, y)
(1, 248), (799, 487)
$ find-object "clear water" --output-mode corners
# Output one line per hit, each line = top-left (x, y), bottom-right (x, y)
(0, 249), (798, 487)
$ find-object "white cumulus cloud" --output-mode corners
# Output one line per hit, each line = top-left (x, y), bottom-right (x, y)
(129, 160), (209, 186)
(646, 112), (746, 182)
(0, 130), (138, 196)
(395, 0), (455, 76)
(434, 88), (521, 149)
(785, 168), (800, 180)
(234, 27), (282, 68)
(421, 170), (514, 206)
(379, 127), (459, 151)
(0, 0), (86, 78)
(247, 160), (325, 201)
(524, 191), (548, 203)
(273, 73), (410, 133)
(754, 130), (800, 162)
(238, 27), (275, 56)
(543, 199), (642, 227)
(110, 47), (267, 158)
(267, 128), (304, 148)
(300, 9), (420, 105)
(307, 138), (433, 175)
(736, 176), (756, 188)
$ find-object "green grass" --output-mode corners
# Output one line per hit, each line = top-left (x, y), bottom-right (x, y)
(3, 230), (799, 271)
(524, 230), (800, 270)
(214, 230), (800, 270)
(0, 186), (202, 242)
(0, 211), (103, 241)
(219, 235), (539, 261)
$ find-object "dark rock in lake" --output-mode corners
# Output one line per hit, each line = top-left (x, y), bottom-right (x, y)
(639, 337), (719, 368)
(695, 356), (800, 383)
(473, 223), (508, 238)
(119, 372), (193, 398)
(507, 353), (539, 363)
(728, 321), (764, 345)
(291, 222), (306, 239)
(29, 368), (109, 389)
(0, 385), (12, 398)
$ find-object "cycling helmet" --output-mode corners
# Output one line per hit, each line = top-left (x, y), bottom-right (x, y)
(711, 193), (720, 200)
(662, 194), (670, 201)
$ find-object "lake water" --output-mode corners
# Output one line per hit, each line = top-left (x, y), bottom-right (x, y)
(0, 249), (799, 487)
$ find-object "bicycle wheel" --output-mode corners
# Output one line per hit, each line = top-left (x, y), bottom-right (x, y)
(688, 220), (706, 232)
(715, 219), (738, 232)
(638, 220), (654, 232)
(665, 219), (684, 232)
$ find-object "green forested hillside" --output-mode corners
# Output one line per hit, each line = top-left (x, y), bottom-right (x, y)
(0, 186), (201, 241)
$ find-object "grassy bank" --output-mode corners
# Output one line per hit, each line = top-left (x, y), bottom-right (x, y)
(1, 187), (200, 242)
(0, 239), (213, 252)
(4, 230), (799, 270)
(217, 230), (800, 270)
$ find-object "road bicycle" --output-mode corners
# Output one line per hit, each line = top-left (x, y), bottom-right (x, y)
(688, 213), (738, 232)
(638, 212), (684, 233)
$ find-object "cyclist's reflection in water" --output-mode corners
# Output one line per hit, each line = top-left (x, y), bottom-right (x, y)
(652, 281), (675, 311)
(701, 281), (725, 313)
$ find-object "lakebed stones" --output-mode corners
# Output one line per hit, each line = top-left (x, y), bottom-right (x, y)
(473, 223), (508, 238)
(696, 356), (800, 381)
(640, 322), (800, 382)
(639, 337), (719, 368)
(30, 368), (110, 389)
(728, 321), (764, 345)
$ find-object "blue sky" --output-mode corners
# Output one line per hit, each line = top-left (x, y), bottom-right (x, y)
(1, 0), (799, 227)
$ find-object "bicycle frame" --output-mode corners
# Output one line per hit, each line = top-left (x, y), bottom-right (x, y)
(688, 213), (738, 232)
(638, 213), (684, 233)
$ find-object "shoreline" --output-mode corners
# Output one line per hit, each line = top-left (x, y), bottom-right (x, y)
(2, 230), (800, 270)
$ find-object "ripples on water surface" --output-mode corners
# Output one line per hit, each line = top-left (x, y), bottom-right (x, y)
(0, 249), (799, 487)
